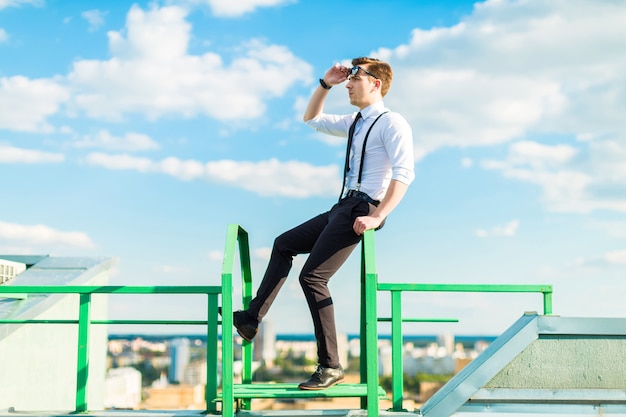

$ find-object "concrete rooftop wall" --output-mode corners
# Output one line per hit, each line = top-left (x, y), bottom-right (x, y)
(486, 336), (626, 389)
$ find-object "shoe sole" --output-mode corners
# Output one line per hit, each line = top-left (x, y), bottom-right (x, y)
(297, 376), (345, 390)
(223, 308), (256, 342)
(236, 328), (255, 343)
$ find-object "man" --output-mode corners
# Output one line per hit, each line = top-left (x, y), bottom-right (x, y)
(232, 57), (415, 390)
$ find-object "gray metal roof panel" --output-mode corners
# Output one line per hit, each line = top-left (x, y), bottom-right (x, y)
(420, 314), (626, 417)
(0, 255), (114, 340)
(419, 312), (541, 417)
(538, 316), (626, 336)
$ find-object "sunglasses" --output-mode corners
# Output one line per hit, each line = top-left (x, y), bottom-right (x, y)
(348, 66), (379, 80)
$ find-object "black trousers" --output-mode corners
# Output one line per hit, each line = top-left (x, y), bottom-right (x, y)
(247, 197), (372, 368)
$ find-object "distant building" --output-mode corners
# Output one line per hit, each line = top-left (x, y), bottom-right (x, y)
(438, 332), (454, 355)
(274, 339), (317, 363)
(143, 384), (205, 410)
(0, 258), (26, 284)
(184, 359), (207, 385)
(379, 341), (393, 376)
(104, 367), (142, 409)
(255, 321), (276, 367)
(337, 332), (349, 369)
(168, 338), (190, 383)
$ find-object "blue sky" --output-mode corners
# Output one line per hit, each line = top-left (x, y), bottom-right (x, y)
(1, 0), (625, 337)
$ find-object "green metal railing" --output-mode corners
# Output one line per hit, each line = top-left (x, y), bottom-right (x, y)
(219, 226), (382, 416)
(0, 285), (222, 413)
(217, 226), (383, 416)
(377, 282), (553, 411)
(0, 224), (253, 416)
(359, 229), (381, 415)
(220, 224), (254, 416)
(0, 224), (554, 417)
(359, 230), (379, 417)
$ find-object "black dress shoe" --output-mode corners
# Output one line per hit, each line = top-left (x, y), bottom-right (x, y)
(298, 365), (344, 390)
(233, 310), (258, 342)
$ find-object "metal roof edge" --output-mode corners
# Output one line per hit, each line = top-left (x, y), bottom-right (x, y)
(419, 312), (540, 417)
(537, 316), (626, 336)
(0, 256), (116, 341)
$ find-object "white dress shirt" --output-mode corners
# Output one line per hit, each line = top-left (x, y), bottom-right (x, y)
(306, 101), (415, 201)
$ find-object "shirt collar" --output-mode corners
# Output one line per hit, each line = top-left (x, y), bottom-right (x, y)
(359, 101), (386, 120)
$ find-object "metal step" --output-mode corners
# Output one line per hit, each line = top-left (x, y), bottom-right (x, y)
(217, 383), (388, 400)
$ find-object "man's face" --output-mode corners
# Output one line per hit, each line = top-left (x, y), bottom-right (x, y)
(345, 66), (380, 108)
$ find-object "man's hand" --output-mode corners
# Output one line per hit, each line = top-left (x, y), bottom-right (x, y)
(352, 181), (409, 235)
(353, 215), (383, 235)
(304, 63), (350, 121)
(322, 64), (350, 87)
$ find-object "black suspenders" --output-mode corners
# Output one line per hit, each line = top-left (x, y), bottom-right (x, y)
(354, 111), (388, 192)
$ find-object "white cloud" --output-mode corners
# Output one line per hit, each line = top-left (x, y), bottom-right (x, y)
(84, 152), (153, 172)
(389, 70), (566, 155)
(0, 0), (42, 10)
(205, 158), (338, 197)
(573, 248), (626, 269)
(4, 4), (309, 131)
(209, 0), (295, 17)
(67, 4), (312, 121)
(482, 139), (626, 213)
(74, 130), (160, 151)
(253, 247), (271, 261)
(0, 143), (65, 163)
(604, 249), (626, 265)
(83, 152), (339, 198)
(373, 0), (626, 214)
(153, 265), (192, 274)
(0, 76), (69, 132)
(0, 0), (40, 48)
(475, 219), (519, 238)
(586, 219), (626, 238)
(207, 250), (223, 261)
(170, 0), (294, 17)
(81, 9), (108, 32)
(508, 169), (594, 212)
(507, 141), (578, 168)
(0, 221), (95, 248)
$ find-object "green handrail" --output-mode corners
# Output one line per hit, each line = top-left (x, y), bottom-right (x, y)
(360, 229), (380, 416)
(376, 282), (554, 411)
(0, 285), (221, 413)
(220, 224), (254, 416)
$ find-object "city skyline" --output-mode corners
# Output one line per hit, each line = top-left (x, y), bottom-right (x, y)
(107, 332), (498, 343)
(1, 0), (625, 337)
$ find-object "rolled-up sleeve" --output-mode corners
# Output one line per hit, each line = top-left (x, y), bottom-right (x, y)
(306, 113), (355, 137)
(384, 114), (415, 185)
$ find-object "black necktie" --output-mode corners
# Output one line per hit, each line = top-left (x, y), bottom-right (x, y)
(339, 112), (362, 201)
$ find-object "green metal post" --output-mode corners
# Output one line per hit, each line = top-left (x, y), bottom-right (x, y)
(390, 290), (405, 411)
(362, 230), (379, 417)
(237, 225), (253, 411)
(359, 242), (367, 410)
(75, 293), (91, 413)
(221, 224), (238, 417)
(205, 293), (219, 413)
(543, 289), (553, 315)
